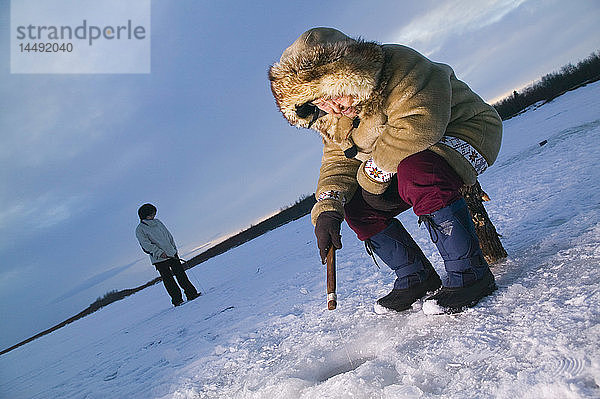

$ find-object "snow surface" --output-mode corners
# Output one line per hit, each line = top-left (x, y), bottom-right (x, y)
(1, 82), (599, 399)
(421, 299), (446, 316)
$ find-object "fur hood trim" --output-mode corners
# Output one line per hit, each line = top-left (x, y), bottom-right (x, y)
(269, 30), (384, 134)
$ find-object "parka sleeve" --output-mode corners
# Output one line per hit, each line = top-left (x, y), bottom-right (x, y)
(136, 226), (164, 259)
(311, 138), (361, 225)
(357, 57), (452, 194)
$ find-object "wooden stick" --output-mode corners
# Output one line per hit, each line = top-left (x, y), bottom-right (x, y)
(326, 246), (337, 310)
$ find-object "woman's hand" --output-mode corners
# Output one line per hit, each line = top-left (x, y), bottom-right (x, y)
(313, 96), (358, 118)
(315, 211), (343, 264)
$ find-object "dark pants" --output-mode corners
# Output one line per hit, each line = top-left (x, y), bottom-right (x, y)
(345, 150), (463, 240)
(154, 258), (198, 304)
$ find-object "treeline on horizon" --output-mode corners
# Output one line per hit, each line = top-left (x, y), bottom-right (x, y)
(493, 51), (600, 120)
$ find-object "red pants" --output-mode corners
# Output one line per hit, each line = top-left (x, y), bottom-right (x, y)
(345, 150), (463, 240)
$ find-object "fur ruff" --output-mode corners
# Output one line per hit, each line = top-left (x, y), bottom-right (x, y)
(269, 40), (386, 139)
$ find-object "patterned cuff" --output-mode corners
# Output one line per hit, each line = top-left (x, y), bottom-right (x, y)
(311, 197), (345, 225)
(439, 136), (488, 174)
(317, 190), (345, 204)
(364, 158), (394, 183)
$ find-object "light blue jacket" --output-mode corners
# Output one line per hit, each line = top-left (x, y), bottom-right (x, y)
(135, 218), (178, 264)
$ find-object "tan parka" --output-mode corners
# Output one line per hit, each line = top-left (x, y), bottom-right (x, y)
(269, 28), (502, 225)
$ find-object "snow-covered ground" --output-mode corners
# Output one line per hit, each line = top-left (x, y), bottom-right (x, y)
(1, 82), (599, 399)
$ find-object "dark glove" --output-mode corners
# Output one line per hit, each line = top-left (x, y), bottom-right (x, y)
(315, 211), (343, 264)
(361, 176), (408, 213)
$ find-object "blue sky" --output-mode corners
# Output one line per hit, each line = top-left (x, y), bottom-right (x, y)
(1, 0), (598, 349)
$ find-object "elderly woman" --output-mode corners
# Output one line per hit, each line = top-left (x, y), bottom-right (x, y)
(269, 27), (502, 314)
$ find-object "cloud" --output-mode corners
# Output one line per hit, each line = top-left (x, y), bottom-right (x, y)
(0, 80), (135, 168)
(0, 268), (27, 293)
(0, 193), (85, 229)
(389, 0), (530, 55)
(51, 259), (142, 303)
(0, 193), (88, 248)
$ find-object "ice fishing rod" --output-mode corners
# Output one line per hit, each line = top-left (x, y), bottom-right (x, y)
(326, 246), (337, 310)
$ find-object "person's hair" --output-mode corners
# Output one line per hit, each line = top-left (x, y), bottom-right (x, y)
(138, 203), (157, 220)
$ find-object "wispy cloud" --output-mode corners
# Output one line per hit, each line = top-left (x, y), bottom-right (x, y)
(0, 81), (134, 168)
(390, 0), (530, 55)
(51, 259), (142, 303)
(0, 193), (88, 248)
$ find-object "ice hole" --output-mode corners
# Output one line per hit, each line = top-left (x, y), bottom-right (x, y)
(316, 356), (374, 382)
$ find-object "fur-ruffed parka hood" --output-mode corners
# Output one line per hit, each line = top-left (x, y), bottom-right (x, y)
(268, 27), (385, 137)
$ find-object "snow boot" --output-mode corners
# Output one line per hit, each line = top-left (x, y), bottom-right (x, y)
(418, 198), (497, 314)
(172, 299), (184, 307)
(367, 219), (442, 313)
(375, 269), (442, 313)
(423, 270), (496, 314)
(186, 291), (201, 301)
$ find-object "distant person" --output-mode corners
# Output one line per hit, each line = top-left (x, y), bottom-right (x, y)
(269, 28), (502, 314)
(135, 203), (200, 306)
